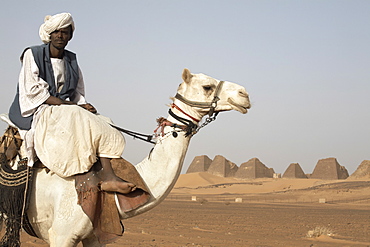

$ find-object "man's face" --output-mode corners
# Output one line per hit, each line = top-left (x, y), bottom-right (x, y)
(50, 26), (72, 50)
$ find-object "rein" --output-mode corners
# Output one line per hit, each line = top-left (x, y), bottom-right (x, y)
(112, 80), (225, 142)
(110, 124), (155, 144)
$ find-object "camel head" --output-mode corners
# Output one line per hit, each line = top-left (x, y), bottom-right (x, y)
(174, 68), (251, 120)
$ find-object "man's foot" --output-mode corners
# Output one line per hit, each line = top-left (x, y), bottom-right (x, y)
(100, 180), (136, 194)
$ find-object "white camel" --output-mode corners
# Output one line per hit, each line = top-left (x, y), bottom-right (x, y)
(3, 68), (250, 246)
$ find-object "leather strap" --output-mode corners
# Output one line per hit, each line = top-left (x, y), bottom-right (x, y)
(171, 103), (200, 123)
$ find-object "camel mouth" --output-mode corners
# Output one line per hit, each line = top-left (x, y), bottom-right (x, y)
(227, 98), (250, 114)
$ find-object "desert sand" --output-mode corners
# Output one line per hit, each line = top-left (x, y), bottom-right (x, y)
(12, 172), (370, 246)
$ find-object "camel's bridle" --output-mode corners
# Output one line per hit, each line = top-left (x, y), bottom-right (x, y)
(174, 80), (224, 117)
(169, 80), (225, 136)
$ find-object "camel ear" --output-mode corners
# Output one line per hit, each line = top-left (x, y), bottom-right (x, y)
(182, 68), (193, 83)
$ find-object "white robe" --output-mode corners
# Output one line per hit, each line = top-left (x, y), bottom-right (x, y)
(17, 49), (125, 177)
(34, 105), (125, 177)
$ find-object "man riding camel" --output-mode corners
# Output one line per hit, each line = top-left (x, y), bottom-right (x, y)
(8, 12), (136, 194)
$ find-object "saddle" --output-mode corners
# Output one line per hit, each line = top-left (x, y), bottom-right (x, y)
(75, 158), (151, 244)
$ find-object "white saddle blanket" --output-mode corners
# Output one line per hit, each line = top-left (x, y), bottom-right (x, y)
(34, 105), (125, 177)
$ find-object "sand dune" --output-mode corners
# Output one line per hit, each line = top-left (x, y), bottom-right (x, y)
(174, 172), (351, 193)
(174, 172), (239, 187)
(172, 172), (370, 206)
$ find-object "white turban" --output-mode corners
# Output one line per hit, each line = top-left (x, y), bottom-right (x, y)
(39, 13), (75, 44)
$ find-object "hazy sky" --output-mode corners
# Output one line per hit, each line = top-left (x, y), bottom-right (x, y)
(0, 1), (369, 175)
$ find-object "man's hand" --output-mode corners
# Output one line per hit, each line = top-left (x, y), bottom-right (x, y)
(45, 96), (97, 113)
(79, 103), (97, 114)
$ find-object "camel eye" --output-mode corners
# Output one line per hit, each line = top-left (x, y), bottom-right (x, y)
(203, 85), (212, 91)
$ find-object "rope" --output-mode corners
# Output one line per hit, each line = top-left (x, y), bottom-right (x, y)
(20, 166), (30, 229)
(110, 124), (155, 144)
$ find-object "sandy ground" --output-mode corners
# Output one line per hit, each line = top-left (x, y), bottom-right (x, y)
(9, 173), (370, 246)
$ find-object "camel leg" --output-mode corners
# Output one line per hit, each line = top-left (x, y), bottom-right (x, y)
(82, 237), (105, 247)
(47, 209), (93, 247)
(48, 227), (79, 247)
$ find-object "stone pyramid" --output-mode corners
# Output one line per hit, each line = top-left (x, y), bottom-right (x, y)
(206, 155), (238, 177)
(282, 163), (307, 179)
(310, 157), (349, 180)
(348, 160), (370, 179)
(186, 155), (212, 173)
(235, 158), (275, 179)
